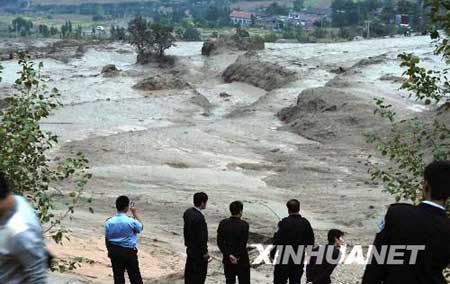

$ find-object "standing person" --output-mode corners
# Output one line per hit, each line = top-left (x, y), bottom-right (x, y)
(183, 192), (209, 284)
(306, 229), (345, 284)
(0, 172), (49, 284)
(217, 201), (250, 284)
(105, 196), (144, 284)
(271, 199), (315, 284)
(362, 160), (450, 284)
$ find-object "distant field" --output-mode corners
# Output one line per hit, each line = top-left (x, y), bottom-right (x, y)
(0, 12), (125, 30)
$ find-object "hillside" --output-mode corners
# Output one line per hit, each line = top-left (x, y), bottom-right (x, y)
(31, 0), (155, 4)
(29, 0), (330, 8)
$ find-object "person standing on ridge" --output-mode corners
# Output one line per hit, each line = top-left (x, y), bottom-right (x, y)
(362, 160), (450, 284)
(217, 200), (250, 284)
(183, 192), (209, 284)
(105, 195), (144, 284)
(0, 172), (49, 284)
(271, 199), (315, 284)
(306, 229), (345, 284)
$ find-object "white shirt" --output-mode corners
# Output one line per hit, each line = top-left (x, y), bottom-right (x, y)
(421, 200), (446, 211)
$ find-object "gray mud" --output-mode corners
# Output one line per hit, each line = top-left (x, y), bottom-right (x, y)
(0, 36), (441, 284)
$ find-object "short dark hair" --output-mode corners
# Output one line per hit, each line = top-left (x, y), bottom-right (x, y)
(230, 201), (244, 215)
(0, 172), (11, 200)
(328, 229), (344, 244)
(424, 160), (450, 200)
(116, 195), (130, 211)
(193, 192), (208, 207)
(286, 199), (300, 213)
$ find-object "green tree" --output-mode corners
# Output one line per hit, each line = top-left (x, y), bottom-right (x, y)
(38, 24), (50, 37)
(293, 0), (304, 11)
(128, 16), (151, 61)
(0, 53), (92, 252)
(110, 25), (127, 41)
(128, 17), (175, 63)
(236, 25), (250, 38)
(11, 17), (33, 36)
(183, 27), (201, 41)
(50, 26), (59, 36)
(368, 0), (450, 214)
(380, 0), (395, 22)
(150, 23), (176, 58)
(266, 2), (289, 16)
(61, 20), (73, 38)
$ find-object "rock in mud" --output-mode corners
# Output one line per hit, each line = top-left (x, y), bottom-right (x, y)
(133, 75), (190, 91)
(330, 66), (346, 74)
(101, 64), (121, 77)
(354, 54), (386, 68)
(379, 74), (406, 83)
(325, 76), (352, 88)
(278, 87), (387, 143)
(190, 93), (213, 114)
(219, 92), (231, 98)
(222, 52), (297, 91)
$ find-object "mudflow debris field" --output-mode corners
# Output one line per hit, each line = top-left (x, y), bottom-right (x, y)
(0, 36), (441, 284)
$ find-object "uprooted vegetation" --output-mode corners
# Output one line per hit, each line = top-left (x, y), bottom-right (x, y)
(201, 27), (265, 56)
(222, 52), (297, 91)
(202, 34), (265, 56)
(133, 74), (191, 91)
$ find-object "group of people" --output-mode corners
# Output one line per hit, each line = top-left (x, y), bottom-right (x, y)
(0, 160), (449, 284)
(183, 194), (347, 284)
(103, 160), (450, 284)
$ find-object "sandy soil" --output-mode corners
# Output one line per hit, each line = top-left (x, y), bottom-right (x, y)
(0, 36), (440, 284)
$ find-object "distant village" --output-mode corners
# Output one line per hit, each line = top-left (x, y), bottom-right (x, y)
(229, 7), (410, 31)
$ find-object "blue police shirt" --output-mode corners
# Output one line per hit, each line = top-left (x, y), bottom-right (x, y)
(104, 213), (143, 249)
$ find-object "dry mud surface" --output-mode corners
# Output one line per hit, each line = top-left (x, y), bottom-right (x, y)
(0, 36), (441, 284)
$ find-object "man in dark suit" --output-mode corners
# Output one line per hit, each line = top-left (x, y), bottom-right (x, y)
(362, 160), (450, 284)
(183, 192), (209, 284)
(306, 229), (345, 284)
(272, 199), (315, 284)
(217, 201), (250, 284)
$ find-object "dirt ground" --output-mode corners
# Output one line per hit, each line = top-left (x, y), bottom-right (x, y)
(0, 36), (440, 284)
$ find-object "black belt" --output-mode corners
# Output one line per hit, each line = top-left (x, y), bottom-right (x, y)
(109, 244), (138, 251)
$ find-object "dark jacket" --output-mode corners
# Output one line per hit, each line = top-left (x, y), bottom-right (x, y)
(362, 202), (450, 284)
(271, 214), (315, 265)
(217, 217), (250, 265)
(183, 207), (208, 258)
(306, 245), (340, 284)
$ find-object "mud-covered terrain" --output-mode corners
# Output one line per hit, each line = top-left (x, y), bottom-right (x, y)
(0, 36), (440, 284)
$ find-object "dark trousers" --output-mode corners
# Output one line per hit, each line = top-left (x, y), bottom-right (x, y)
(224, 263), (250, 284)
(109, 245), (143, 284)
(274, 264), (303, 284)
(185, 256), (208, 284)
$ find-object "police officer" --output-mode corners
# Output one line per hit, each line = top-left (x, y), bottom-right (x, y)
(183, 192), (209, 284)
(105, 196), (144, 284)
(217, 201), (250, 284)
(362, 160), (450, 284)
(272, 199), (315, 284)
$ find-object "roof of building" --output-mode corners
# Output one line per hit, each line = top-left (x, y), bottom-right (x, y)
(230, 11), (255, 19)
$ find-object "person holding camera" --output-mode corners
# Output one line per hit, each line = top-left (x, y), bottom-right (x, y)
(105, 196), (144, 284)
